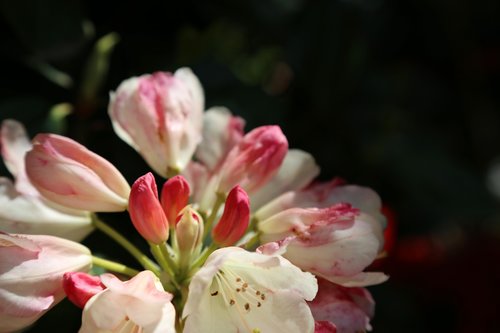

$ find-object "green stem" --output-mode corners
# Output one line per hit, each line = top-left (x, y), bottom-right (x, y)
(92, 256), (140, 277)
(248, 216), (259, 232)
(159, 242), (178, 273)
(92, 216), (160, 275)
(150, 243), (181, 290)
(188, 243), (218, 277)
(202, 192), (225, 240)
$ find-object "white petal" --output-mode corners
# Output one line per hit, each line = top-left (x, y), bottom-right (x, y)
(0, 178), (93, 241)
(250, 149), (320, 210)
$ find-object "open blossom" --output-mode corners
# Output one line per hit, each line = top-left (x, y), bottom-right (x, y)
(0, 232), (92, 332)
(0, 120), (92, 241)
(183, 247), (318, 333)
(255, 179), (386, 228)
(309, 278), (375, 333)
(258, 204), (388, 287)
(109, 68), (204, 176)
(25, 133), (130, 212)
(80, 270), (176, 333)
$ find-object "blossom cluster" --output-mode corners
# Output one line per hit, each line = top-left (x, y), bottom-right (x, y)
(0, 68), (387, 333)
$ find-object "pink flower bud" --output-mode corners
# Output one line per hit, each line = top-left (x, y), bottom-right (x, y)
(25, 134), (130, 212)
(63, 272), (105, 309)
(108, 68), (204, 176)
(217, 125), (288, 194)
(129, 173), (169, 244)
(212, 186), (250, 246)
(175, 206), (203, 257)
(161, 175), (190, 226)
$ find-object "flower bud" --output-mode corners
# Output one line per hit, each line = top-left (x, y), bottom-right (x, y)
(25, 134), (130, 212)
(212, 186), (250, 246)
(129, 173), (169, 244)
(63, 272), (105, 309)
(216, 125), (288, 194)
(109, 68), (204, 176)
(161, 175), (190, 226)
(175, 206), (203, 258)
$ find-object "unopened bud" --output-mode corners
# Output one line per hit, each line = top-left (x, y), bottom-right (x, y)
(25, 134), (130, 212)
(129, 173), (169, 244)
(217, 126), (288, 194)
(161, 175), (190, 226)
(175, 206), (203, 266)
(63, 272), (105, 309)
(212, 186), (250, 246)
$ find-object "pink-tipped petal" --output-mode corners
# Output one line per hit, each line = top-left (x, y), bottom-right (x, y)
(216, 125), (288, 194)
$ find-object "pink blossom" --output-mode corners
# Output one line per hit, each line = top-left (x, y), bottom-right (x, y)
(25, 133), (130, 212)
(258, 204), (388, 287)
(80, 271), (176, 333)
(129, 173), (169, 244)
(0, 232), (92, 332)
(109, 68), (204, 176)
(309, 278), (375, 333)
(0, 120), (92, 241)
(256, 180), (386, 228)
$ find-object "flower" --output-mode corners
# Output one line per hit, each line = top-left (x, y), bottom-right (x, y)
(183, 247), (318, 333)
(258, 204), (388, 287)
(79, 270), (176, 333)
(109, 68), (204, 177)
(0, 119), (92, 241)
(25, 133), (130, 212)
(309, 278), (375, 333)
(129, 172), (169, 244)
(0, 232), (92, 332)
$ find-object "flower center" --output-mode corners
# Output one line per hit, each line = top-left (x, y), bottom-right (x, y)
(209, 267), (268, 331)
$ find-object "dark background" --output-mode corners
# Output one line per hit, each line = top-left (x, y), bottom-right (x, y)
(1, 0), (500, 332)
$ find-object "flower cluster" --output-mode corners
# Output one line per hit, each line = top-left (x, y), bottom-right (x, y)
(0, 68), (387, 333)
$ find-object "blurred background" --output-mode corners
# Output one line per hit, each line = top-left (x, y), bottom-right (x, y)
(1, 0), (500, 331)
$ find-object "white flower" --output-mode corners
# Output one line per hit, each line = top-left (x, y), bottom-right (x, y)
(183, 247), (318, 333)
(80, 271), (176, 333)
